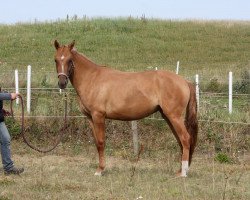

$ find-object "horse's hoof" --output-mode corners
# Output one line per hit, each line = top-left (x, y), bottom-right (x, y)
(176, 171), (187, 177)
(94, 170), (103, 176)
(180, 174), (187, 178)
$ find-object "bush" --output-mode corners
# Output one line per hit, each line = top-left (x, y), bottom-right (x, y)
(205, 78), (227, 93)
(5, 117), (22, 139)
(234, 70), (250, 94)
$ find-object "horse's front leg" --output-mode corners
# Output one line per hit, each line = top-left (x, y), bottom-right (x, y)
(91, 111), (106, 176)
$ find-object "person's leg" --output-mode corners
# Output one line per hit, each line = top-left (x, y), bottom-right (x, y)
(0, 122), (14, 171)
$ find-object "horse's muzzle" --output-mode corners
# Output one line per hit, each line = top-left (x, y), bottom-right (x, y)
(58, 74), (68, 89)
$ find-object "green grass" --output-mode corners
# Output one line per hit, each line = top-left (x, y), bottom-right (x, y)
(0, 18), (250, 78)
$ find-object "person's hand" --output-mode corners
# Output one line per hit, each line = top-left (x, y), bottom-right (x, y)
(11, 93), (19, 100)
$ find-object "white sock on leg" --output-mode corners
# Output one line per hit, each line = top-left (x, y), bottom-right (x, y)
(181, 160), (189, 177)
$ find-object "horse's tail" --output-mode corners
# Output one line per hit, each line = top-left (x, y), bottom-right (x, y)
(185, 82), (198, 166)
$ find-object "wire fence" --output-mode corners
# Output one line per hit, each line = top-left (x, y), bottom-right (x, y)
(2, 82), (248, 156)
(1, 65), (249, 82)
(3, 88), (249, 126)
(1, 67), (249, 126)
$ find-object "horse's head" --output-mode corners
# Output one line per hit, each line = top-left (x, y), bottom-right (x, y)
(54, 40), (75, 89)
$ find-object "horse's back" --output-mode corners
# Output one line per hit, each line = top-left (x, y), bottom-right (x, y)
(97, 69), (159, 119)
(90, 68), (190, 120)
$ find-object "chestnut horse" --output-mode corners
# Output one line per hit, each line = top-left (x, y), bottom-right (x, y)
(54, 40), (198, 177)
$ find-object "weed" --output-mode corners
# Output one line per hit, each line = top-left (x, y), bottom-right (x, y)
(215, 152), (231, 163)
(0, 196), (11, 200)
(5, 117), (21, 139)
(41, 75), (49, 87)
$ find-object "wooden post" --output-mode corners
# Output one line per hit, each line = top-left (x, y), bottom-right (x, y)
(229, 71), (233, 114)
(27, 65), (31, 113)
(131, 121), (139, 155)
(195, 74), (199, 111)
(15, 69), (19, 105)
(176, 61), (180, 74)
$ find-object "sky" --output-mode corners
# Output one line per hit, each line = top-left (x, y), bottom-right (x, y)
(0, 0), (249, 24)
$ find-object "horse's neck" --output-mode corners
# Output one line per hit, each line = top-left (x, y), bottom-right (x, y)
(70, 52), (98, 91)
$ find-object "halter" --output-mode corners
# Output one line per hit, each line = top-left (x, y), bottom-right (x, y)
(58, 72), (69, 79)
(57, 60), (74, 79)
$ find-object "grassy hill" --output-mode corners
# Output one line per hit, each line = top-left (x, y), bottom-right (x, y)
(0, 18), (250, 78)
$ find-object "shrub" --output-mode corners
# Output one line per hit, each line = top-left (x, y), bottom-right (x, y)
(5, 117), (22, 139)
(234, 70), (250, 94)
(205, 78), (224, 93)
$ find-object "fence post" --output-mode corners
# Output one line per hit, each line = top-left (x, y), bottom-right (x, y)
(131, 121), (139, 155)
(229, 71), (233, 114)
(14, 69), (19, 105)
(176, 61), (180, 74)
(27, 65), (32, 113)
(195, 74), (199, 111)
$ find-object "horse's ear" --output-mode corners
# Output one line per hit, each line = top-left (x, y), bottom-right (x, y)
(54, 40), (60, 50)
(68, 40), (75, 51)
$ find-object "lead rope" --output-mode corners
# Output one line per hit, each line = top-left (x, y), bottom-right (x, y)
(10, 93), (68, 153)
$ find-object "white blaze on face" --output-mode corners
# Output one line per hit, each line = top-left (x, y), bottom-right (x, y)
(60, 55), (65, 73)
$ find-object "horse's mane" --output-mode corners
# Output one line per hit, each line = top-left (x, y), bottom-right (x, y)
(72, 48), (95, 64)
(72, 48), (107, 68)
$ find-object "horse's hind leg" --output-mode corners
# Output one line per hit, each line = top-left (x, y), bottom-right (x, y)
(90, 112), (106, 176)
(167, 115), (191, 177)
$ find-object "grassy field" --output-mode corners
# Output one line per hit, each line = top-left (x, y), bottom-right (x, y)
(0, 18), (249, 199)
(0, 18), (250, 78)
(0, 141), (249, 200)
(0, 114), (248, 200)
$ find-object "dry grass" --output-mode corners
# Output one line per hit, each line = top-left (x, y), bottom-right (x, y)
(0, 18), (249, 199)
(0, 141), (249, 200)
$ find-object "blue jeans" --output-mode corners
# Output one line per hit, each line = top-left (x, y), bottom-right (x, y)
(0, 122), (14, 171)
